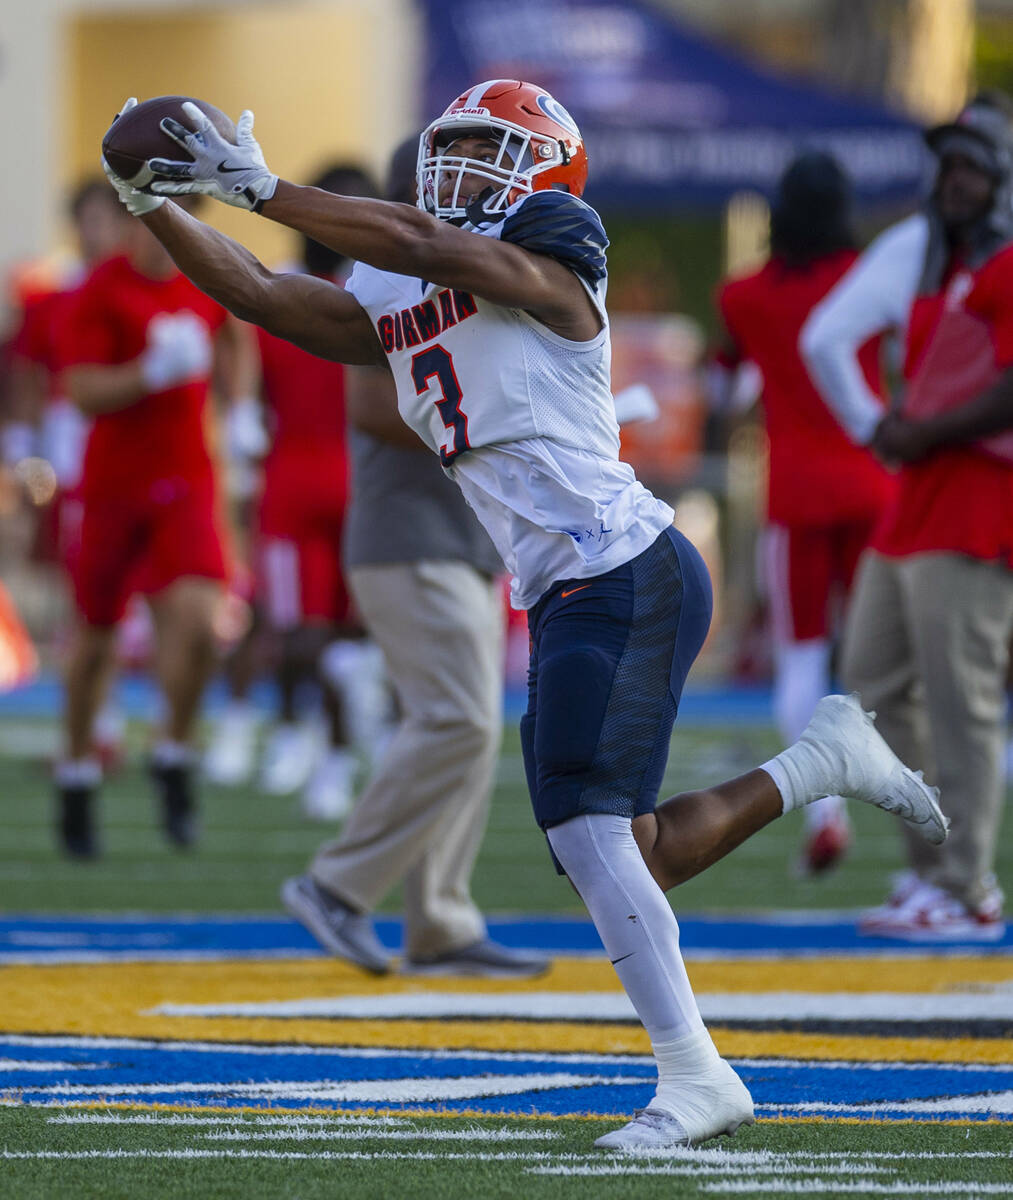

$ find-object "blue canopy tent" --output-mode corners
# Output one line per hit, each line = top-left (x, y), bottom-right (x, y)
(419, 0), (929, 213)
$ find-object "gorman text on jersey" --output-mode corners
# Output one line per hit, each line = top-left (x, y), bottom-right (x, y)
(376, 290), (478, 353)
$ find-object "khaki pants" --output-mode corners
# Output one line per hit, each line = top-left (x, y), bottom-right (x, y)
(841, 550), (1013, 908)
(311, 560), (504, 958)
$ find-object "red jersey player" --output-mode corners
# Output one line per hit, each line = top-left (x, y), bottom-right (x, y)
(7, 180), (130, 764)
(713, 152), (894, 874)
(55, 198), (255, 857)
(8, 182), (128, 511)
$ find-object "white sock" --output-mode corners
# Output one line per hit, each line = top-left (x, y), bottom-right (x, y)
(771, 641), (847, 824)
(804, 792), (848, 831)
(653, 1027), (724, 1115)
(55, 757), (102, 788)
(772, 639), (831, 743)
(151, 739), (195, 769)
(762, 727), (843, 815)
(546, 813), (704, 1042)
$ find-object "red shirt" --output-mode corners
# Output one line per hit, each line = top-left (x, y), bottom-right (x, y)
(13, 290), (62, 371)
(717, 251), (894, 527)
(58, 256), (227, 501)
(256, 325), (347, 450)
(872, 244), (1013, 565)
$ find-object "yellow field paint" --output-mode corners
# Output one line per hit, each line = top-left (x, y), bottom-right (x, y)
(709, 1028), (1013, 1064)
(684, 956), (1013, 993)
(2, 954), (1010, 1063)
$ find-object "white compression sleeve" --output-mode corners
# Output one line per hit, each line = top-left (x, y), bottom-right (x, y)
(800, 213), (927, 443)
(546, 813), (705, 1042)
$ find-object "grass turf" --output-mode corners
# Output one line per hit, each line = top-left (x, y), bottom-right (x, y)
(1, 1108), (1011, 1200)
(4, 719), (1009, 915)
(3, 714), (1012, 1197)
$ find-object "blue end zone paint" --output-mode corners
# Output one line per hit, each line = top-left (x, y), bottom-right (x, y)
(0, 672), (777, 727)
(2, 913), (1009, 960)
(3, 1037), (1011, 1121)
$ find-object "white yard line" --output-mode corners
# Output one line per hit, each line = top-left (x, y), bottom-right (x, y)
(1, 1150), (564, 1162)
(201, 1127), (558, 1141)
(14, 1072), (648, 1101)
(0, 1060), (104, 1072)
(144, 989), (1013, 1022)
(46, 1113), (409, 1127)
(704, 1183), (1013, 1196)
(534, 1163), (898, 1177)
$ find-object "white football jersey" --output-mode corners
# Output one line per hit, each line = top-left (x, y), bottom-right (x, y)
(346, 191), (673, 608)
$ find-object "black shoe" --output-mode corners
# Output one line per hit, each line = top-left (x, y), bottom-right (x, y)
(403, 937), (550, 979)
(58, 785), (99, 859)
(149, 761), (199, 848)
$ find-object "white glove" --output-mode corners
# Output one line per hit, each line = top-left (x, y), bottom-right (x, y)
(140, 312), (213, 391)
(101, 98), (165, 216)
(1, 421), (37, 466)
(225, 396), (270, 460)
(149, 104), (278, 211)
(612, 383), (660, 426)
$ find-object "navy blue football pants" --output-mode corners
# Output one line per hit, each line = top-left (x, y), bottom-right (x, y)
(520, 525), (713, 834)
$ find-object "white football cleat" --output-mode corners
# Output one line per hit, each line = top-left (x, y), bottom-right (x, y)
(301, 748), (357, 822)
(259, 721), (322, 795)
(595, 1058), (754, 1152)
(800, 694), (949, 845)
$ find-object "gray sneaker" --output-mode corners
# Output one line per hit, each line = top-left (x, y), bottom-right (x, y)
(403, 937), (550, 979)
(281, 874), (390, 974)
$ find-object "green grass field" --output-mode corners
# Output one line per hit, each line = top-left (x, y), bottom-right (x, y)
(6, 717), (1002, 915)
(2, 1109), (1012, 1200)
(2, 713), (1012, 1198)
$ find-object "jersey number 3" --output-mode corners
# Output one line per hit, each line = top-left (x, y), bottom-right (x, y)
(411, 345), (469, 467)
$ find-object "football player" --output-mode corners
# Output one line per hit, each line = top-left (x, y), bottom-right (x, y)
(6, 180), (131, 768)
(55, 200), (255, 856)
(712, 152), (895, 875)
(102, 81), (948, 1150)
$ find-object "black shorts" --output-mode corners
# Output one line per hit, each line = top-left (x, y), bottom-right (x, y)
(520, 525), (713, 832)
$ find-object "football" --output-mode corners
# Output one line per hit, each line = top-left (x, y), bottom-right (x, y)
(102, 96), (236, 191)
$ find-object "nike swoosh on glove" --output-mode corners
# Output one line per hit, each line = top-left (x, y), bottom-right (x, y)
(148, 103), (278, 212)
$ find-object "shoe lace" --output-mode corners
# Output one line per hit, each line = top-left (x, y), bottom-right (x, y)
(633, 1107), (685, 1133)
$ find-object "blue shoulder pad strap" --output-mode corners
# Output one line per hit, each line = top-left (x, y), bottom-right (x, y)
(498, 191), (608, 284)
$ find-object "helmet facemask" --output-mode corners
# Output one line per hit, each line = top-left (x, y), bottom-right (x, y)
(417, 115), (568, 222)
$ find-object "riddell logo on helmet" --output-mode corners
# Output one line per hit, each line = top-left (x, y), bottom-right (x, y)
(452, 106), (492, 117)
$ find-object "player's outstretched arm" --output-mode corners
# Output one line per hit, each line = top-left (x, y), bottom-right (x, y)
(260, 183), (601, 342)
(145, 104), (600, 341)
(139, 202), (384, 366)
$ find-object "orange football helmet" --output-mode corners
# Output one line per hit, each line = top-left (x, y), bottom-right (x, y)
(418, 79), (588, 221)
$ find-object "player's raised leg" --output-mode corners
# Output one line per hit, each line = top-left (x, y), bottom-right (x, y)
(527, 526), (754, 1150)
(636, 692), (948, 894)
